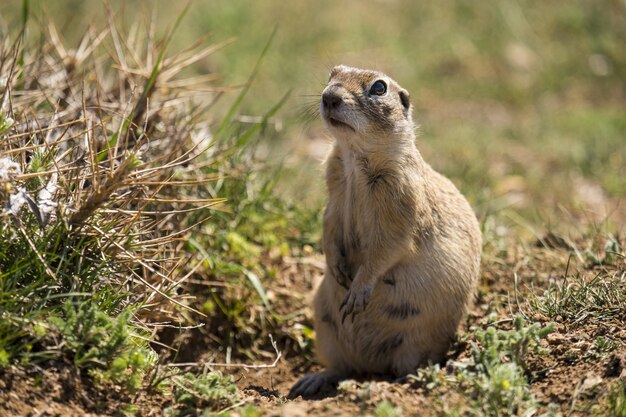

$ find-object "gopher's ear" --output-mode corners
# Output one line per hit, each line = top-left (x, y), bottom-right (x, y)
(399, 89), (410, 110)
(329, 65), (343, 81)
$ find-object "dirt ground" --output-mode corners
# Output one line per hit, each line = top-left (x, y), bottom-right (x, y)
(2, 227), (624, 417)
(230, 238), (626, 417)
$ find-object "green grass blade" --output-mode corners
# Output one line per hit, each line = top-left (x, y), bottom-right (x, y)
(19, 0), (29, 67)
(215, 26), (278, 141)
(131, 2), (191, 132)
(242, 268), (270, 309)
(236, 89), (291, 148)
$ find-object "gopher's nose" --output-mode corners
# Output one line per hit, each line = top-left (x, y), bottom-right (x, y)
(322, 91), (342, 110)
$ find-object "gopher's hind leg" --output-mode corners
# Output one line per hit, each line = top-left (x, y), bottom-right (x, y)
(287, 371), (344, 399)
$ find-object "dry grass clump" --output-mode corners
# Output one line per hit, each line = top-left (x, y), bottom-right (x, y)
(0, 8), (230, 365)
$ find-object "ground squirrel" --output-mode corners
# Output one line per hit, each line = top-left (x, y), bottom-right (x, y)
(288, 65), (482, 399)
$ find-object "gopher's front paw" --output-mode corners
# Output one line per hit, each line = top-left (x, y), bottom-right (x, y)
(340, 283), (373, 323)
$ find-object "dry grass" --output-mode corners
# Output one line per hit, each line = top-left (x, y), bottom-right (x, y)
(0, 7), (249, 414)
(0, 5), (229, 314)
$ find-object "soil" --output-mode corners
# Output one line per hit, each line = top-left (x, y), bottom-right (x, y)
(2, 232), (624, 417)
(182, 234), (626, 417)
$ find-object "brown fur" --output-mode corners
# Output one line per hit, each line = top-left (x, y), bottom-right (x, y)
(288, 65), (482, 399)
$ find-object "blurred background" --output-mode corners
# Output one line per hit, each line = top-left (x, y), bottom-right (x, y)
(1, 0), (624, 223)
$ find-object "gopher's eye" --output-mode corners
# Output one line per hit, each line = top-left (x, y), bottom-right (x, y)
(369, 80), (387, 96)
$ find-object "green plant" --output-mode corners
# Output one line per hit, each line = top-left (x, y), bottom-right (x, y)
(235, 405), (262, 417)
(47, 302), (155, 393)
(462, 317), (554, 416)
(409, 362), (448, 390)
(164, 371), (239, 416)
(375, 400), (402, 417)
(470, 362), (535, 417)
(0, 111), (13, 135)
(415, 317), (556, 416)
(607, 381), (626, 417)
(471, 316), (554, 375)
(584, 336), (620, 361)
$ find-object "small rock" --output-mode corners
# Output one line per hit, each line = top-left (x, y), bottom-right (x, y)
(579, 373), (602, 395)
(280, 402), (308, 417)
(546, 333), (565, 346)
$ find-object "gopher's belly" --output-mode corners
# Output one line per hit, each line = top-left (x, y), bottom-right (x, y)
(314, 262), (461, 376)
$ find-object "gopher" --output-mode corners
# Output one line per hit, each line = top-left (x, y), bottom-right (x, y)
(289, 65), (481, 398)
